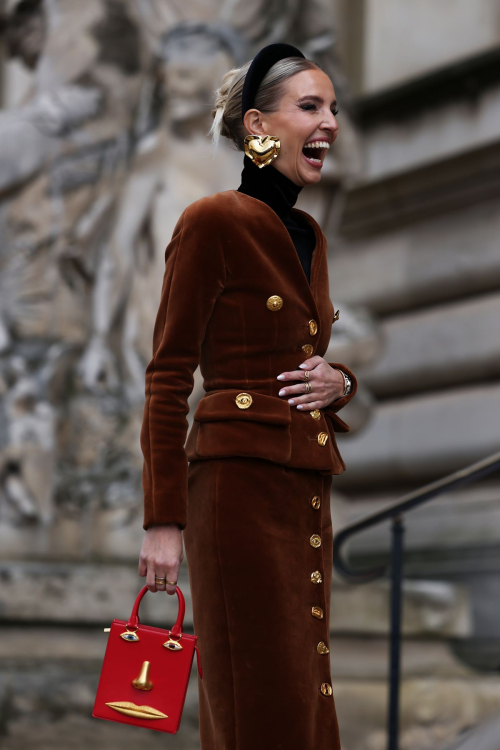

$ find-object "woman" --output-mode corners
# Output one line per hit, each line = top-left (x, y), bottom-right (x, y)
(138, 43), (357, 749)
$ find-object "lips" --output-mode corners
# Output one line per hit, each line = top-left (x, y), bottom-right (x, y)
(302, 140), (330, 169)
(105, 701), (168, 719)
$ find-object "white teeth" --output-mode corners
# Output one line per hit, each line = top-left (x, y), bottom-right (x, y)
(304, 141), (330, 148)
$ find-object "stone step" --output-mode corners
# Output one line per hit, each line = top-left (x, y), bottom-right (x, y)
(332, 483), (500, 554)
(335, 675), (500, 750)
(440, 716), (500, 750)
(0, 562), (471, 638)
(334, 383), (500, 487)
(356, 291), (500, 397)
(330, 192), (500, 314)
(0, 638), (200, 750)
(0, 561), (193, 627)
(331, 578), (471, 638)
(2, 627), (498, 750)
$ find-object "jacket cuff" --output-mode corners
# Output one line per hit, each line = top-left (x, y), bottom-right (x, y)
(143, 517), (186, 531)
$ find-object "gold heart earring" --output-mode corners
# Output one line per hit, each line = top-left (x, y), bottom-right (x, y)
(244, 134), (281, 168)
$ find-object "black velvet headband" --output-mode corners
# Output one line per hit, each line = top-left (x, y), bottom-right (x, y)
(241, 42), (305, 123)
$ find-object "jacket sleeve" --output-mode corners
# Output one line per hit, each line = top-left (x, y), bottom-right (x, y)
(140, 201), (226, 530)
(322, 362), (358, 433)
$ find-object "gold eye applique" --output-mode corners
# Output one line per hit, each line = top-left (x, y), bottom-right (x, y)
(163, 637), (183, 651)
(120, 630), (140, 642)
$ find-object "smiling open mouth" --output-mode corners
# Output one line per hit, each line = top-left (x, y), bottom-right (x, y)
(302, 140), (330, 168)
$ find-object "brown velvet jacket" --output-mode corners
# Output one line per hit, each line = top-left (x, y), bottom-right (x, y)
(140, 189), (357, 530)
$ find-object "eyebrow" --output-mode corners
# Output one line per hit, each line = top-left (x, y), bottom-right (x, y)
(297, 95), (338, 107)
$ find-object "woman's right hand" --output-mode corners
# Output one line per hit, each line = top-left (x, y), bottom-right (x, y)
(138, 523), (184, 595)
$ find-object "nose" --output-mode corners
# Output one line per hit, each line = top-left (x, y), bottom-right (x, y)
(319, 110), (338, 140)
(323, 119), (338, 143)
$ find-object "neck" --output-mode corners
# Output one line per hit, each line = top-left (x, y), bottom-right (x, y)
(237, 154), (303, 219)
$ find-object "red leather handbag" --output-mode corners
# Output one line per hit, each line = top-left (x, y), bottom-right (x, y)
(92, 584), (202, 734)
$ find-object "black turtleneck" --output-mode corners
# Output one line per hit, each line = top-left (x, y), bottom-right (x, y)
(237, 155), (316, 284)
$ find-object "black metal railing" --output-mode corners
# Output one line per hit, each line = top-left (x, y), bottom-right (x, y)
(332, 450), (500, 750)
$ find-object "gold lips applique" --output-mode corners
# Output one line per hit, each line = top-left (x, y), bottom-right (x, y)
(105, 701), (168, 719)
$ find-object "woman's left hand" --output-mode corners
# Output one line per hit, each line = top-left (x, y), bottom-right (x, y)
(277, 356), (344, 410)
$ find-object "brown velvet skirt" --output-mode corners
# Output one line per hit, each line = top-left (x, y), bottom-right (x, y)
(183, 457), (341, 750)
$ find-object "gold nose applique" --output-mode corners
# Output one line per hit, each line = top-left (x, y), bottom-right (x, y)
(266, 295), (283, 311)
(310, 534), (322, 548)
(310, 409), (321, 420)
(333, 309), (340, 323)
(235, 393), (252, 409)
(317, 641), (330, 655)
(132, 661), (153, 691)
(308, 319), (318, 336)
(317, 432), (329, 446)
(311, 606), (324, 619)
(311, 570), (322, 584)
(302, 344), (314, 357)
(311, 495), (321, 509)
(320, 683), (333, 696)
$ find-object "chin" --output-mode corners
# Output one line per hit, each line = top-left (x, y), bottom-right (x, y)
(301, 171), (322, 186)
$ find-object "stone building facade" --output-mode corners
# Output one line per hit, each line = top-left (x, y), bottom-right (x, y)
(0, 1), (499, 749)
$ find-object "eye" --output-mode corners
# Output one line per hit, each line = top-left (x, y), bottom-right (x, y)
(300, 104), (339, 116)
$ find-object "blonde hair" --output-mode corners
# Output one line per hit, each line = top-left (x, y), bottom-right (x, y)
(208, 56), (322, 155)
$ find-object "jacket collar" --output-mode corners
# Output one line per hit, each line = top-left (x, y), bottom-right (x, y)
(228, 189), (325, 313)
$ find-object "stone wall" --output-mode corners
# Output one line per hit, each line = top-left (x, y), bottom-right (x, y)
(324, 1), (500, 747)
(1, 1), (500, 749)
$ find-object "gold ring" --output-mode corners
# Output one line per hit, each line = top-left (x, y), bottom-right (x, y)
(155, 577), (166, 583)
(305, 381), (312, 394)
(166, 580), (178, 586)
(302, 370), (310, 381)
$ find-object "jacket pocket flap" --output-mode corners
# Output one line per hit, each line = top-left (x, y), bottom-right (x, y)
(194, 390), (291, 426)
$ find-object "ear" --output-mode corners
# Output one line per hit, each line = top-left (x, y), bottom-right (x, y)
(243, 108), (267, 136)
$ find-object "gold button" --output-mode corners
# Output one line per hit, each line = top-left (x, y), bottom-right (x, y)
(267, 295), (283, 311)
(311, 570), (322, 584)
(235, 393), (252, 409)
(310, 409), (321, 420)
(317, 641), (330, 655)
(311, 606), (324, 619)
(308, 319), (318, 336)
(311, 495), (321, 510)
(310, 534), (321, 548)
(302, 344), (314, 356)
(317, 432), (329, 446)
(320, 682), (333, 696)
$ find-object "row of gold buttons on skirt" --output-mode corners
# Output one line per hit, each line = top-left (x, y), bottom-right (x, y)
(310, 492), (333, 698)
